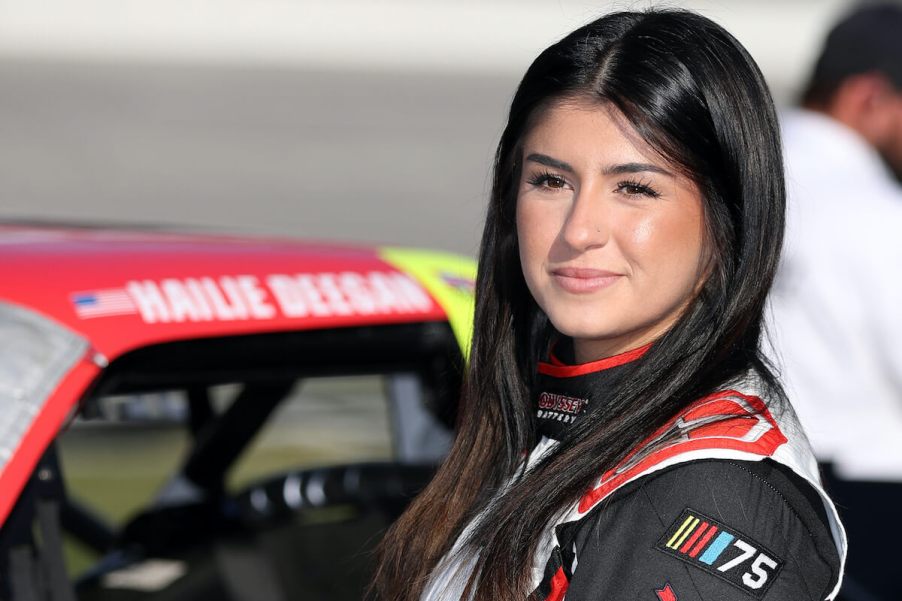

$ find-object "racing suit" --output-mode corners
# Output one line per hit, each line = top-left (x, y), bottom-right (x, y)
(422, 346), (846, 601)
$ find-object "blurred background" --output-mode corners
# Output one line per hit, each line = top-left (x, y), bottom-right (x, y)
(0, 0), (862, 257)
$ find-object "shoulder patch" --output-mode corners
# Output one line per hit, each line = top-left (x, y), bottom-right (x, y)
(656, 508), (784, 598)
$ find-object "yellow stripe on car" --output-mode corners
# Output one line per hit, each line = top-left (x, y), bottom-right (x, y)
(380, 247), (476, 360)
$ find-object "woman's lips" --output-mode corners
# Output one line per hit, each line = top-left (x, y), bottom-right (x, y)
(551, 267), (623, 293)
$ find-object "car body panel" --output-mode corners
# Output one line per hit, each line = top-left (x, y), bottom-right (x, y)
(0, 225), (454, 361)
(379, 246), (475, 357)
(0, 224), (475, 533)
(0, 356), (101, 529)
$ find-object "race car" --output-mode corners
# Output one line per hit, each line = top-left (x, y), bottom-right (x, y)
(0, 223), (475, 601)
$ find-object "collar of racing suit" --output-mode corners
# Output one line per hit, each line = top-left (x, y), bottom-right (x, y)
(534, 340), (650, 441)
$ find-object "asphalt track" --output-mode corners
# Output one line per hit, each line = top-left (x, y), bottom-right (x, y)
(0, 59), (519, 256)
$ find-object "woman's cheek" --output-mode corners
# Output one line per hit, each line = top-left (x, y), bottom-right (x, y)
(518, 199), (555, 257)
(630, 218), (655, 246)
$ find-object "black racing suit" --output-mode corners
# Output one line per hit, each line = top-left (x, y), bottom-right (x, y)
(529, 347), (842, 601)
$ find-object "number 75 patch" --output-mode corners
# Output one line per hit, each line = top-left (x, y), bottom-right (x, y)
(656, 508), (784, 598)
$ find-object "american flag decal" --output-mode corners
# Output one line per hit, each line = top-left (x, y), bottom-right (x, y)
(71, 289), (137, 319)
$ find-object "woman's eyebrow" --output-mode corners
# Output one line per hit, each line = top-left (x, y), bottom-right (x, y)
(525, 153), (573, 173)
(603, 162), (673, 177)
(526, 154), (673, 178)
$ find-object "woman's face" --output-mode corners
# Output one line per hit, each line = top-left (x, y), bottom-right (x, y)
(516, 99), (709, 363)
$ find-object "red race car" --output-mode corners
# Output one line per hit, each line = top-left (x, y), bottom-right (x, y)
(0, 223), (475, 601)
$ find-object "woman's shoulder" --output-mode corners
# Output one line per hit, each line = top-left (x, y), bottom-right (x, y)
(558, 458), (841, 601)
(615, 458), (839, 567)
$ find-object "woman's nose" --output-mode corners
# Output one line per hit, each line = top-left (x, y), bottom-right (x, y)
(560, 186), (609, 251)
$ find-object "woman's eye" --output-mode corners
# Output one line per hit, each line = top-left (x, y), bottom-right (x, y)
(615, 180), (661, 198)
(527, 171), (568, 191)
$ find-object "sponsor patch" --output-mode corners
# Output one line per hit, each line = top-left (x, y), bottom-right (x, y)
(536, 391), (588, 424)
(657, 508), (783, 598)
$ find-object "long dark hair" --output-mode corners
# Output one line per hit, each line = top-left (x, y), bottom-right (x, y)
(373, 9), (785, 600)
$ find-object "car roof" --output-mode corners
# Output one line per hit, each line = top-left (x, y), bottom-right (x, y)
(0, 223), (473, 361)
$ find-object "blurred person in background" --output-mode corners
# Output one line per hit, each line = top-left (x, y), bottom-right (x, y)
(769, 3), (902, 599)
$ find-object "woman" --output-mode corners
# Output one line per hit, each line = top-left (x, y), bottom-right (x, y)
(374, 9), (846, 601)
